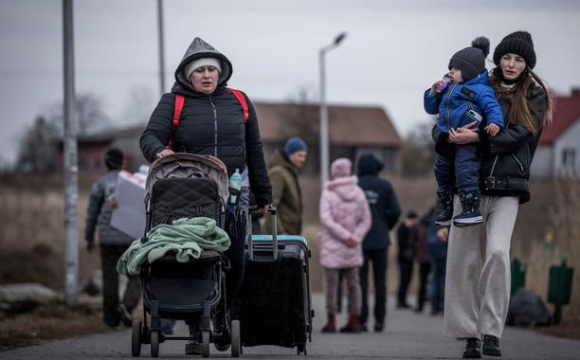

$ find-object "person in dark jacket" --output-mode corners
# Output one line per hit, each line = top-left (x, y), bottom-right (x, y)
(429, 220), (449, 317)
(396, 211), (418, 309)
(437, 31), (553, 358)
(263, 137), (307, 235)
(415, 205), (449, 315)
(140, 37), (273, 354)
(84, 148), (141, 329)
(356, 153), (401, 332)
(413, 211), (432, 314)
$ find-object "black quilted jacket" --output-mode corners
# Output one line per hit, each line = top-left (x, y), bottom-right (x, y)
(140, 38), (272, 207)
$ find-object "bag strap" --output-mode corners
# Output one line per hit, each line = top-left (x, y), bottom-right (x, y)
(167, 89), (248, 148)
(173, 94), (185, 126)
(167, 94), (185, 148)
(227, 87), (249, 122)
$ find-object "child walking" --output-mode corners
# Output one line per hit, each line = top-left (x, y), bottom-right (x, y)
(319, 158), (372, 333)
(424, 37), (504, 227)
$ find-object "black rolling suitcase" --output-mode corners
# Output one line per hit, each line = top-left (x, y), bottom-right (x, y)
(238, 209), (314, 355)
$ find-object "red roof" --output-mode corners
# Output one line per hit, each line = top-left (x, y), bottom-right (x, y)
(540, 89), (580, 145)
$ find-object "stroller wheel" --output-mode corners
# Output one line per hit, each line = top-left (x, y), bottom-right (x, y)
(201, 330), (210, 358)
(231, 320), (241, 358)
(131, 319), (142, 357)
(150, 331), (159, 358)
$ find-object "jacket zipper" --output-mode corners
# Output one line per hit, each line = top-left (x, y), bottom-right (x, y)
(485, 118), (507, 189)
(527, 145), (530, 166)
(488, 155), (499, 179)
(466, 101), (475, 123)
(209, 96), (218, 156)
(511, 153), (525, 173)
(445, 83), (457, 131)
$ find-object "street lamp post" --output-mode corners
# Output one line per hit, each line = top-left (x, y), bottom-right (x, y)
(319, 32), (347, 186)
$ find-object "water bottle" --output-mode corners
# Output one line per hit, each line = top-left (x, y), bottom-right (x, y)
(435, 74), (453, 93)
(228, 168), (242, 205)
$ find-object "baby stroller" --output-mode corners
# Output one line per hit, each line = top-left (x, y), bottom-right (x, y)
(130, 153), (241, 358)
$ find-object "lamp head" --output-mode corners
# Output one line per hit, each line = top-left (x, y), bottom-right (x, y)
(334, 32), (347, 46)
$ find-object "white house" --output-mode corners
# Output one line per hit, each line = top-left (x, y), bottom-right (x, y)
(531, 88), (580, 178)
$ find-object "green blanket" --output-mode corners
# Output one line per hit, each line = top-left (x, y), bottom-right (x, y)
(117, 217), (230, 275)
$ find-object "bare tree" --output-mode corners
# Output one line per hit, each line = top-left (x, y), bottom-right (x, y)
(281, 86), (319, 144)
(122, 86), (155, 126)
(17, 116), (59, 174)
(400, 120), (436, 177)
(0, 155), (11, 175)
(46, 93), (111, 135)
(15, 92), (111, 174)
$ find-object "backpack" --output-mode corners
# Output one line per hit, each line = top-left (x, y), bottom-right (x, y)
(167, 88), (248, 149)
(506, 288), (551, 326)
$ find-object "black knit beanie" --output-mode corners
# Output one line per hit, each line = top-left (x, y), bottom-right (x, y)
(493, 31), (536, 69)
(104, 148), (124, 170)
(448, 37), (490, 82)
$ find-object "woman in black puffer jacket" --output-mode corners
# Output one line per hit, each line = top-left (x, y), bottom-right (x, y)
(140, 37), (273, 350)
(140, 37), (272, 211)
(437, 31), (553, 359)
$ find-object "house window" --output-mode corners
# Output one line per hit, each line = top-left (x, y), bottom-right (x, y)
(562, 148), (576, 169)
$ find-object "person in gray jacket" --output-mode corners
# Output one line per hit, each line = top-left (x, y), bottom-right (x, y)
(84, 148), (141, 328)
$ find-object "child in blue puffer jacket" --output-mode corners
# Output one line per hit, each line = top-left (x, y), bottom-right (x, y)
(424, 37), (504, 227)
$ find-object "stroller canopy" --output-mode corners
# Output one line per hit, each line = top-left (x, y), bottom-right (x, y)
(145, 153), (229, 207)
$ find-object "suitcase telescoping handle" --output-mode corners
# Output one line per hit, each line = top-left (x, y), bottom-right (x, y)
(248, 206), (278, 261)
(270, 207), (278, 260)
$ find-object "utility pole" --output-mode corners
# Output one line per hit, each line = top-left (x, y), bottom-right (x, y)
(319, 50), (328, 185)
(157, 0), (165, 95)
(62, 0), (79, 305)
(319, 32), (347, 186)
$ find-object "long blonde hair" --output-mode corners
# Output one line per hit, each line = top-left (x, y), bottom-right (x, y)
(489, 67), (553, 134)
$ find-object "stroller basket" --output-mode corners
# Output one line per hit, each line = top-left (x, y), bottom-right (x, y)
(143, 252), (223, 317)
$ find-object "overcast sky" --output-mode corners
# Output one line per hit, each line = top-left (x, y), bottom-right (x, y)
(1, 0), (580, 166)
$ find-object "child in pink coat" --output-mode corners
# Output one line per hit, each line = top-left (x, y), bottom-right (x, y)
(319, 158), (372, 333)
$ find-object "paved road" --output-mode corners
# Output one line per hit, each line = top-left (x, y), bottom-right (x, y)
(2, 295), (580, 360)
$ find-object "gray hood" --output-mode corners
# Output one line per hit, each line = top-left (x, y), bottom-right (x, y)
(172, 37), (233, 95)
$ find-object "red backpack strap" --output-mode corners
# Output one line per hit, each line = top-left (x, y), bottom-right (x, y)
(173, 94), (185, 126)
(167, 94), (185, 148)
(227, 87), (249, 122)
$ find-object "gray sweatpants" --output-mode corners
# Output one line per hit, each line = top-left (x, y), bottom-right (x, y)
(324, 268), (362, 316)
(444, 195), (519, 339)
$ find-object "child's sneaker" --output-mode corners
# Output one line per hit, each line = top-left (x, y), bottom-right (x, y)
(436, 191), (454, 226)
(453, 192), (483, 227)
